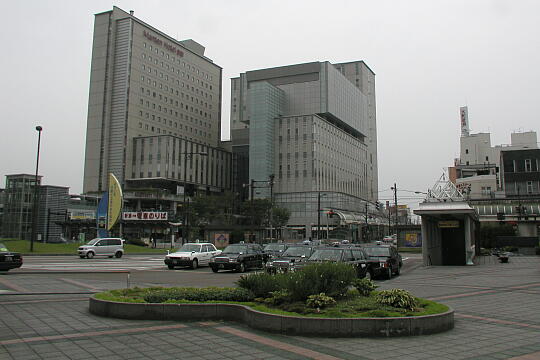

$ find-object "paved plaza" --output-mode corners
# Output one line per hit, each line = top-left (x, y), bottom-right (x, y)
(0, 255), (539, 360)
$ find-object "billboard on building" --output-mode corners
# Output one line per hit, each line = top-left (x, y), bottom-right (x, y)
(122, 212), (168, 221)
(404, 233), (422, 247)
(460, 106), (469, 137)
(107, 173), (123, 230)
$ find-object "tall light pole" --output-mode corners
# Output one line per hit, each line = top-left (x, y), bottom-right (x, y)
(269, 174), (274, 241)
(317, 191), (321, 240)
(182, 150), (207, 244)
(391, 183), (398, 243)
(30, 126), (43, 252)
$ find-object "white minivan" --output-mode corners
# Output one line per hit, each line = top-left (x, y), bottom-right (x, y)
(78, 238), (124, 259)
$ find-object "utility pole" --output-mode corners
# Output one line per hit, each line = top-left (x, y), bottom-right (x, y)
(391, 183), (398, 243)
(250, 178), (255, 242)
(364, 202), (368, 243)
(317, 191), (321, 240)
(269, 174), (274, 241)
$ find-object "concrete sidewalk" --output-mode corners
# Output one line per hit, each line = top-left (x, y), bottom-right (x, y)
(1, 256), (539, 359)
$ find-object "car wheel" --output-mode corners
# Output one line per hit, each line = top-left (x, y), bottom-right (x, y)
(364, 270), (373, 281)
(191, 259), (198, 269)
(211, 266), (219, 273)
(386, 267), (392, 279)
(167, 265), (175, 270)
(238, 262), (246, 273)
(86, 252), (94, 259)
(108, 256), (113, 258)
(115, 251), (123, 258)
(395, 265), (400, 276)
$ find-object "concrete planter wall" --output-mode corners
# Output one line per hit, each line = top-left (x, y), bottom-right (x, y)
(89, 297), (454, 337)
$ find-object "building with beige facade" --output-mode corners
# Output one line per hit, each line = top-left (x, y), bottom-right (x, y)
(83, 7), (230, 197)
(83, 7), (231, 242)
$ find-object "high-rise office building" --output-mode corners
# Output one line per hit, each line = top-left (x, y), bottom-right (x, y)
(83, 7), (230, 196)
(230, 61), (378, 239)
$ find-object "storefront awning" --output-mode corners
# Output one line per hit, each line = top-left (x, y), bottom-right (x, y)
(329, 210), (364, 224)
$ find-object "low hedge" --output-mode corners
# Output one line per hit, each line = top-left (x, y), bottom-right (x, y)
(143, 287), (254, 303)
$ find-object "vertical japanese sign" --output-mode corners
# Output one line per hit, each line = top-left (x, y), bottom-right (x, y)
(96, 191), (109, 238)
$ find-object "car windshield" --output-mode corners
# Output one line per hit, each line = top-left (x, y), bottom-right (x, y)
(223, 245), (247, 254)
(363, 247), (391, 257)
(178, 244), (202, 252)
(282, 246), (312, 257)
(264, 244), (286, 251)
(86, 238), (100, 245)
(309, 249), (343, 261)
(0, 243), (8, 252)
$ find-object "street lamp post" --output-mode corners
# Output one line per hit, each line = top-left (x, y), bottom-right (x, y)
(317, 191), (321, 240)
(391, 183), (398, 244)
(182, 150), (207, 244)
(30, 126), (43, 252)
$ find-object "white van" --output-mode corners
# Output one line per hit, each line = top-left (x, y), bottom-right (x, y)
(78, 238), (124, 259)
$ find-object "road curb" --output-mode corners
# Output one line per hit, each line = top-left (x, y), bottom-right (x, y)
(89, 296), (454, 337)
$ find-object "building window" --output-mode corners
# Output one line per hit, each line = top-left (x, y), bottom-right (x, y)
(525, 159), (532, 172)
(465, 149), (468, 154)
(527, 181), (533, 194)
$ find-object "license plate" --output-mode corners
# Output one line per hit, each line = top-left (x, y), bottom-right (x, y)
(5, 256), (12, 261)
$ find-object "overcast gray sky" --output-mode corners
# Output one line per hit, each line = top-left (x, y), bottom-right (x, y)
(1, 0), (539, 209)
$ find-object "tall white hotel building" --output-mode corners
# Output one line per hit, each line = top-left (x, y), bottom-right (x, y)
(83, 7), (231, 198)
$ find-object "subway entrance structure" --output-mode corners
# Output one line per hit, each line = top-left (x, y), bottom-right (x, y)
(414, 175), (479, 266)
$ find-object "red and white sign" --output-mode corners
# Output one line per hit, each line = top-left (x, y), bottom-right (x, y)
(122, 212), (168, 221)
(143, 31), (184, 57)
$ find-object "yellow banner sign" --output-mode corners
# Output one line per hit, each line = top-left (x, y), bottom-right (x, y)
(438, 220), (460, 228)
(107, 173), (123, 230)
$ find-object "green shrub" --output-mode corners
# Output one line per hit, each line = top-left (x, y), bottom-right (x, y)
(306, 293), (336, 309)
(126, 238), (148, 247)
(237, 262), (356, 303)
(352, 278), (378, 296)
(236, 272), (289, 298)
(263, 290), (291, 306)
(286, 262), (356, 301)
(143, 287), (254, 303)
(376, 289), (418, 310)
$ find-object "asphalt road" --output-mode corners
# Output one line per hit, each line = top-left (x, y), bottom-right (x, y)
(2, 253), (423, 292)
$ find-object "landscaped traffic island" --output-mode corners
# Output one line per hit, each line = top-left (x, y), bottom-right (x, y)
(89, 263), (454, 337)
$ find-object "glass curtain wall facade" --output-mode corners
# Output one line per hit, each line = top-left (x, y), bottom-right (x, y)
(231, 61), (377, 238)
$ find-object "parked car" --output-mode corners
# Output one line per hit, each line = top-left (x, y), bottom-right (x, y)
(262, 242), (289, 262)
(301, 246), (373, 279)
(164, 242), (221, 269)
(0, 243), (23, 272)
(265, 245), (316, 273)
(360, 243), (402, 279)
(209, 243), (264, 273)
(78, 238), (124, 259)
